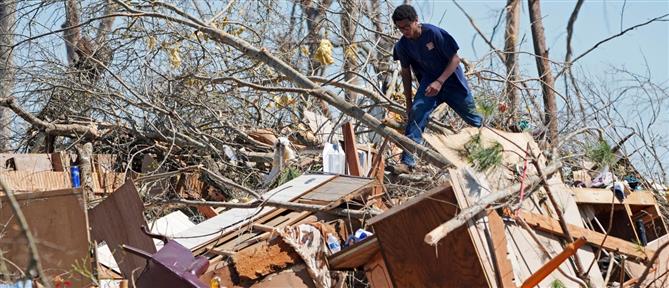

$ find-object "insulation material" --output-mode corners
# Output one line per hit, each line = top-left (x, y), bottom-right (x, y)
(277, 224), (334, 288)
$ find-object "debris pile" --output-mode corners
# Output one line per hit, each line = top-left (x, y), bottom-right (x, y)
(0, 127), (667, 287)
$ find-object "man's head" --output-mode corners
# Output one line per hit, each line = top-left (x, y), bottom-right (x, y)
(392, 4), (420, 39)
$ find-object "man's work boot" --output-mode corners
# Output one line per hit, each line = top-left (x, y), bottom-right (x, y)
(389, 163), (414, 175)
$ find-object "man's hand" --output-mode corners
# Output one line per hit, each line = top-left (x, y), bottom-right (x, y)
(425, 80), (443, 97)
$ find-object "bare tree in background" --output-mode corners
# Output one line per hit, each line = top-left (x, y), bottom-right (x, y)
(503, 0), (521, 121)
(0, 0), (15, 151)
(528, 0), (558, 146)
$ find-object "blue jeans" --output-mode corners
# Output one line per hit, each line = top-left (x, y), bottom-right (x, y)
(400, 85), (482, 166)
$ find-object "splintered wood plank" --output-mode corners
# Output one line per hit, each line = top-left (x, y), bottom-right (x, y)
(299, 176), (373, 203)
(369, 184), (490, 287)
(89, 181), (155, 279)
(0, 188), (91, 287)
(342, 122), (361, 176)
(520, 211), (653, 261)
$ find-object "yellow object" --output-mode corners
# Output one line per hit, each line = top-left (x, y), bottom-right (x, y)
(313, 39), (335, 65)
(167, 45), (182, 68)
(147, 36), (157, 50)
(274, 95), (296, 107)
(210, 276), (221, 288)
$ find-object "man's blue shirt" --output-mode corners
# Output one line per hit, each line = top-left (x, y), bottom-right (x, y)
(393, 23), (469, 93)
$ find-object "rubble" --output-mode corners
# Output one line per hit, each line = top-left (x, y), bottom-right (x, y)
(0, 127), (667, 287)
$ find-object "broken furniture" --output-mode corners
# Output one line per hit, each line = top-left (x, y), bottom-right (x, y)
(122, 227), (208, 288)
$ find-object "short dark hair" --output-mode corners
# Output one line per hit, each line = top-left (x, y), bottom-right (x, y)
(392, 4), (418, 22)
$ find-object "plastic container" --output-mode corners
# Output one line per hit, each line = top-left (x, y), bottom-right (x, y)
(322, 143), (346, 174)
(326, 233), (341, 253)
(70, 166), (81, 188)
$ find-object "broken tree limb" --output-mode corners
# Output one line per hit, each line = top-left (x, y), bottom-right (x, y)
(163, 198), (382, 219)
(531, 157), (587, 279)
(424, 161), (562, 246)
(521, 237), (587, 288)
(113, 1), (454, 169)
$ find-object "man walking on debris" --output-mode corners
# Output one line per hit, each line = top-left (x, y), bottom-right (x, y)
(392, 4), (482, 173)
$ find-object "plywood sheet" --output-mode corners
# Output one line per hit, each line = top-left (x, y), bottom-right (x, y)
(369, 184), (490, 287)
(0, 171), (71, 192)
(572, 188), (657, 206)
(0, 153), (55, 172)
(89, 181), (155, 279)
(299, 176), (373, 203)
(174, 174), (335, 250)
(0, 188), (91, 287)
(328, 235), (380, 270)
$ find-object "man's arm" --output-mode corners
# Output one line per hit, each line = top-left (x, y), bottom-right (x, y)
(425, 53), (460, 97)
(400, 67), (413, 115)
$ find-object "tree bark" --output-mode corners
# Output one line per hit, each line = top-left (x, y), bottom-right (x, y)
(528, 0), (559, 145)
(503, 0), (521, 119)
(0, 0), (16, 152)
(340, 0), (358, 104)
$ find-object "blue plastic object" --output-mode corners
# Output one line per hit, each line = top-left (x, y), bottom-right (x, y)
(70, 166), (81, 187)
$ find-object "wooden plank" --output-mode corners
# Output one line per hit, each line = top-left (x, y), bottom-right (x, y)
(176, 174), (335, 250)
(371, 184), (490, 287)
(364, 251), (394, 288)
(342, 122), (361, 176)
(89, 181), (156, 279)
(520, 210), (653, 261)
(449, 168), (498, 288)
(0, 188), (91, 287)
(197, 205), (219, 219)
(521, 237), (587, 288)
(9, 154), (54, 171)
(299, 176), (373, 203)
(487, 210), (517, 288)
(0, 171), (71, 192)
(328, 235), (380, 270)
(572, 188), (657, 206)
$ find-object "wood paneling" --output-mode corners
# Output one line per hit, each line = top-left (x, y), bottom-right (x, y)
(89, 181), (155, 279)
(369, 184), (490, 288)
(0, 188), (91, 287)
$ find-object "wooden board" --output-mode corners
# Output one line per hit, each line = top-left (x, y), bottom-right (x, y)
(89, 181), (155, 279)
(328, 235), (380, 270)
(487, 210), (517, 288)
(299, 176), (373, 203)
(342, 122), (361, 176)
(0, 188), (91, 287)
(364, 251), (393, 288)
(369, 184), (490, 287)
(0, 171), (71, 192)
(0, 153), (54, 172)
(572, 188), (657, 206)
(448, 168), (499, 288)
(174, 174), (335, 250)
(520, 210), (653, 261)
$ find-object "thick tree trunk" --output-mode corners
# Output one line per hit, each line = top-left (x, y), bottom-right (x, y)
(528, 0), (559, 145)
(503, 0), (521, 120)
(0, 0), (16, 151)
